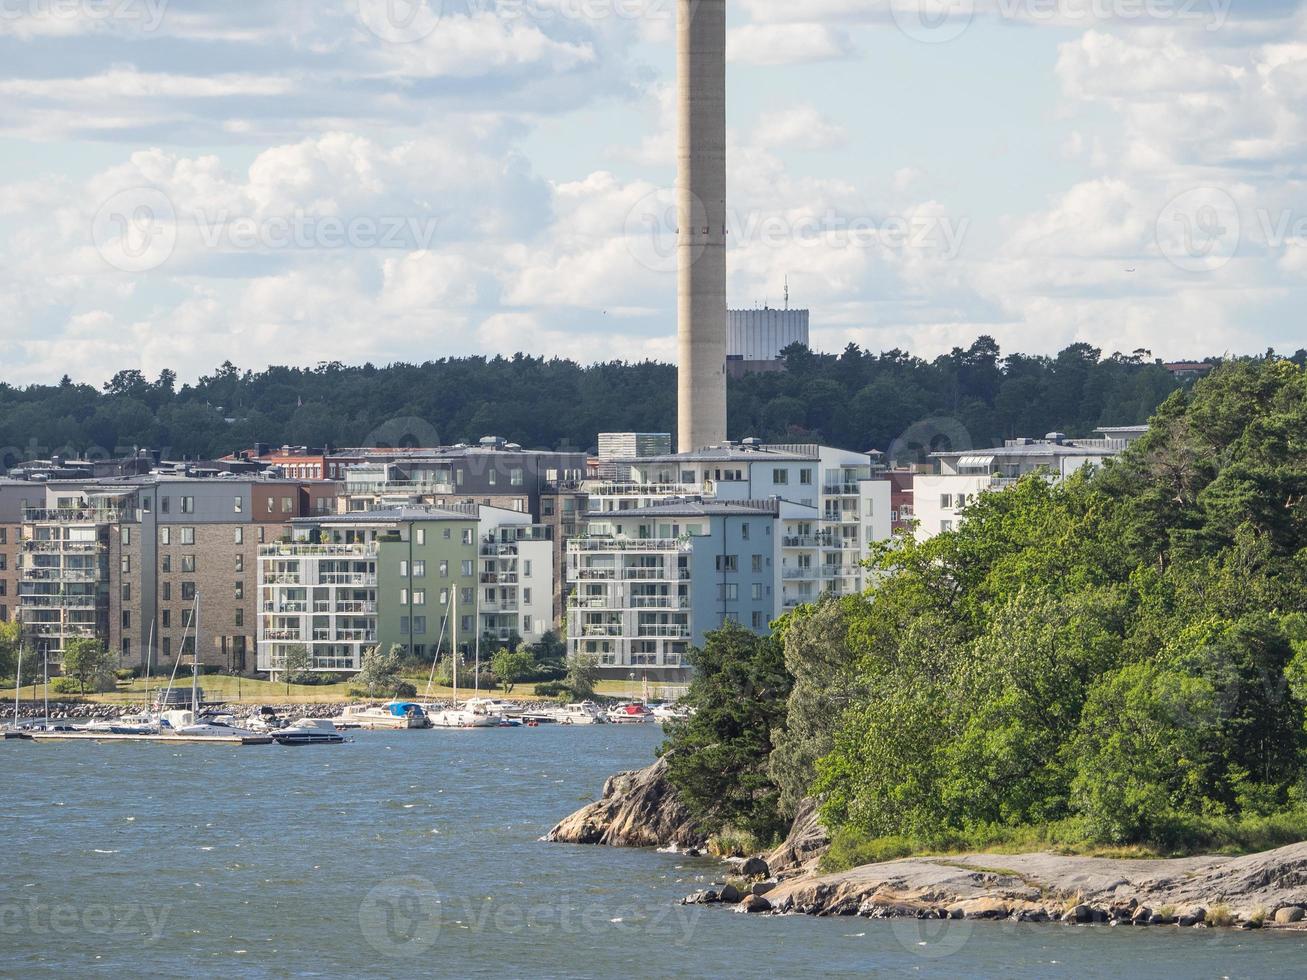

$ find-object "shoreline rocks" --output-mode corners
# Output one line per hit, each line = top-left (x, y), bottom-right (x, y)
(543, 756), (704, 849)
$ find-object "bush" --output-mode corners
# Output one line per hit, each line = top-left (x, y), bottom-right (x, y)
(115, 668), (139, 681)
(49, 677), (82, 695)
(533, 681), (569, 699)
(820, 829), (917, 873)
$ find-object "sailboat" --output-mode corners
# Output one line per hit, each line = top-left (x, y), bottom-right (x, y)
(430, 591), (497, 728)
(3, 643), (22, 739)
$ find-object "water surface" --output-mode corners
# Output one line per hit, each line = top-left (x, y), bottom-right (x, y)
(4, 727), (1304, 977)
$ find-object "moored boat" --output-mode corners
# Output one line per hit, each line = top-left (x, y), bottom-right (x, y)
(608, 702), (654, 724)
(557, 701), (607, 725)
(272, 718), (347, 745)
(338, 702), (431, 730)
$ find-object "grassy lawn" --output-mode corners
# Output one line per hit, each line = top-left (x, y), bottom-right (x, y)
(2, 675), (677, 706)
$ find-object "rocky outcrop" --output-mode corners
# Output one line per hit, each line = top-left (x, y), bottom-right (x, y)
(544, 756), (704, 849)
(758, 843), (1307, 928)
(765, 798), (830, 878)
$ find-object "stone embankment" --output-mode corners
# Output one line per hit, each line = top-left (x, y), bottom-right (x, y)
(548, 759), (1307, 931)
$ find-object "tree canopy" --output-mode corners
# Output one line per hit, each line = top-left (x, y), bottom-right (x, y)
(0, 338), (1236, 466)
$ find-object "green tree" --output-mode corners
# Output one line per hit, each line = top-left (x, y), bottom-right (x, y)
(491, 647), (534, 694)
(564, 653), (600, 700)
(61, 638), (117, 694)
(280, 644), (312, 692)
(356, 644), (405, 698)
(661, 623), (793, 842)
(0, 620), (20, 681)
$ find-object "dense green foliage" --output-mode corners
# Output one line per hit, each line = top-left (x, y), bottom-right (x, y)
(664, 358), (1307, 856)
(0, 620), (20, 683)
(61, 638), (118, 694)
(660, 623), (793, 842)
(0, 338), (1217, 463)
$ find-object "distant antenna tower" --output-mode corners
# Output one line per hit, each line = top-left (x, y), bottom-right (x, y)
(784, 275), (790, 311)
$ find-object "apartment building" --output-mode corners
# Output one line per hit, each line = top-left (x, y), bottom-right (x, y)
(913, 427), (1148, 541)
(16, 477), (337, 671)
(0, 481), (31, 622)
(589, 442), (893, 595)
(567, 501), (785, 680)
(258, 504), (552, 676)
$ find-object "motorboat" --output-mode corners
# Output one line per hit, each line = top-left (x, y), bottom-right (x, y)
(244, 706), (286, 733)
(430, 704), (500, 728)
(557, 702), (607, 725)
(338, 702), (431, 730)
(608, 702), (654, 724)
(77, 716), (158, 736)
(651, 702), (694, 724)
(272, 718), (347, 745)
(27, 711), (271, 745)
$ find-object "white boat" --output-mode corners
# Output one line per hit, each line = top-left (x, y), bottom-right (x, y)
(338, 702), (431, 730)
(651, 702), (693, 724)
(77, 716), (158, 736)
(272, 718), (347, 745)
(608, 702), (654, 724)
(430, 705), (499, 728)
(557, 702), (607, 725)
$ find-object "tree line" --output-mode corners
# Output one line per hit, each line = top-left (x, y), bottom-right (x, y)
(663, 356), (1307, 857)
(0, 339), (1263, 465)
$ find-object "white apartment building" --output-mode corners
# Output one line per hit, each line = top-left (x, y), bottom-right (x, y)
(914, 427), (1148, 541)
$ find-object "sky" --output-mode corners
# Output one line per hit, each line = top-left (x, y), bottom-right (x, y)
(0, 0), (1304, 386)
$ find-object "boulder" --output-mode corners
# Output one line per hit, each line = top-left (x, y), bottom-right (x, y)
(741, 856), (771, 879)
(764, 798), (831, 877)
(751, 880), (777, 897)
(949, 897), (1010, 920)
(1274, 906), (1305, 925)
(1131, 906), (1153, 926)
(544, 756), (702, 849)
(682, 890), (719, 905)
(1148, 913), (1175, 926)
(738, 894), (772, 914)
(718, 883), (744, 905)
(1069, 904), (1094, 924)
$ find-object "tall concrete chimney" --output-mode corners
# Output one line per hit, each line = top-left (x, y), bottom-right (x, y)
(676, 0), (728, 452)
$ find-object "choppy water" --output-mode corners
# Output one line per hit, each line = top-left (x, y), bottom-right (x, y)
(4, 726), (1306, 978)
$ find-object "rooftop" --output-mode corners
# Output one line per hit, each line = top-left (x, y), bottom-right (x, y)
(632, 442), (821, 464)
(590, 500), (780, 519)
(292, 505), (478, 525)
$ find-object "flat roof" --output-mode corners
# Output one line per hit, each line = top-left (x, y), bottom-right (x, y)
(292, 505), (477, 525)
(588, 500), (779, 519)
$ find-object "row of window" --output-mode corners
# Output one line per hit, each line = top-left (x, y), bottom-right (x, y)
(716, 583), (771, 601)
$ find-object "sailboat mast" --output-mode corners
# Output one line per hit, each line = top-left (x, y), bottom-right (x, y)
(452, 588), (458, 705)
(191, 592), (201, 715)
(43, 647), (48, 724)
(143, 619), (154, 712)
(13, 644), (20, 729)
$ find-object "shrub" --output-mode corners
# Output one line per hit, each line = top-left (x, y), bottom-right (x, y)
(115, 668), (139, 681)
(533, 681), (569, 699)
(49, 677), (81, 695)
(820, 828), (916, 873)
(1207, 905), (1235, 927)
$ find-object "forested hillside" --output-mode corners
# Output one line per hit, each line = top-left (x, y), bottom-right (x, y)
(0, 337), (1219, 463)
(663, 357), (1307, 857)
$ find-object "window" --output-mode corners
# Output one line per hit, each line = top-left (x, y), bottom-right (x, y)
(121, 556), (131, 574)
(800, 468), (813, 485)
(122, 637), (131, 656)
(742, 523), (750, 540)
(772, 468), (789, 485)
(461, 587), (473, 605)
(281, 497), (293, 514)
(161, 497), (170, 514)
(456, 469), (465, 486)
(235, 608), (244, 628)
(141, 498), (151, 513)
(416, 529), (426, 546)
(715, 555), (737, 572)
(233, 526), (244, 545)
(161, 554), (171, 573)
(413, 616), (426, 636)
(413, 560), (425, 578)
(181, 582), (196, 601)
(941, 520), (953, 533)
(439, 560), (449, 578)
(162, 609), (171, 628)
(752, 554), (763, 573)
(400, 588), (409, 605)
(752, 611), (766, 629)
(462, 529), (473, 545)
(234, 581), (243, 600)
(460, 615), (473, 632)
(266, 497), (275, 514)
(180, 527), (195, 545)
(523, 588), (532, 604)
(122, 527), (131, 546)
(510, 468), (524, 487)
(181, 555), (196, 573)
(400, 560), (409, 577)
(442, 528), (451, 539)
(412, 590), (425, 606)
(122, 583), (131, 602)
(719, 583), (739, 601)
(867, 500), (876, 516)
(461, 560), (473, 577)
(234, 496), (243, 514)
(488, 469), (497, 486)
(523, 559), (532, 577)
(162, 582), (171, 601)
(121, 610), (131, 629)
(439, 589), (449, 606)
(399, 616), (410, 634)
(941, 494), (953, 510)
(752, 583), (764, 601)
(160, 527), (170, 545)
(180, 496), (195, 514)
(162, 637), (171, 658)
(235, 554), (244, 573)
(258, 526), (265, 543)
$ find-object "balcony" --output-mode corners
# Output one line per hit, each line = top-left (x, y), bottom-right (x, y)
(328, 600), (377, 614)
(259, 543), (379, 558)
(570, 537), (693, 552)
(570, 596), (617, 610)
(22, 540), (104, 554)
(782, 535), (831, 548)
(480, 601), (520, 613)
(588, 482), (702, 497)
(629, 596), (688, 610)
(263, 629), (303, 641)
(317, 573), (378, 586)
(263, 601), (308, 613)
(783, 568), (817, 580)
(334, 629), (377, 642)
(25, 624), (99, 639)
(823, 482), (862, 496)
(264, 573), (303, 585)
(21, 568), (97, 582)
(637, 624), (691, 639)
(19, 595), (99, 609)
(24, 506), (126, 523)
(574, 568), (617, 581)
(582, 624), (624, 638)
(480, 572), (519, 585)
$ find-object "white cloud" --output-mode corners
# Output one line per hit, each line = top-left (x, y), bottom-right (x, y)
(727, 23), (855, 66)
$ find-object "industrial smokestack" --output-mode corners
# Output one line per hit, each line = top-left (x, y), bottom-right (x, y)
(676, 0), (728, 452)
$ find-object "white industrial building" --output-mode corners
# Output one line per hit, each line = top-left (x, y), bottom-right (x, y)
(727, 307), (810, 375)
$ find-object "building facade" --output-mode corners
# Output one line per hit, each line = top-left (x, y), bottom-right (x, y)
(567, 501), (783, 679)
